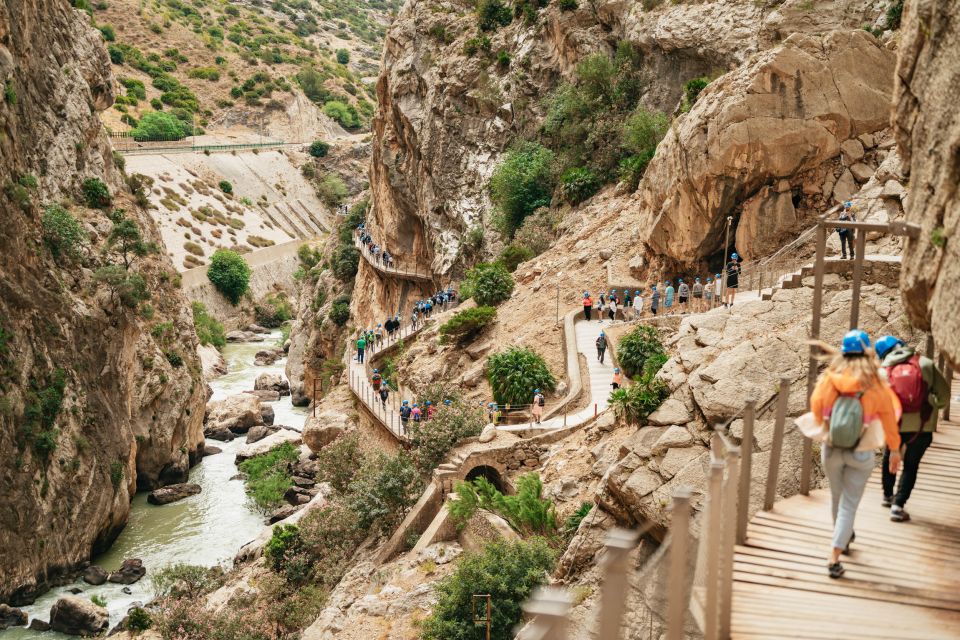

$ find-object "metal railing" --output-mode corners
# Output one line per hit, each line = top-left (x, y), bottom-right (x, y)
(354, 230), (435, 282)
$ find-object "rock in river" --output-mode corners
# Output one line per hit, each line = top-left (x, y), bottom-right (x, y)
(254, 372), (290, 396)
(0, 604), (27, 629)
(147, 483), (202, 505)
(107, 558), (146, 585)
(49, 596), (108, 636)
(81, 565), (107, 586)
(205, 394), (264, 435)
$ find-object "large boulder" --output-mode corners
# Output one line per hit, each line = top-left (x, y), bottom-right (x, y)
(0, 604), (27, 630)
(235, 429), (303, 463)
(147, 483), (202, 505)
(205, 394), (264, 435)
(255, 372), (290, 396)
(48, 596), (108, 636)
(638, 30), (896, 266)
(107, 558), (146, 585)
(894, 0), (960, 368)
(246, 424), (280, 444)
(254, 349), (282, 366)
(81, 565), (108, 586)
(302, 410), (351, 453)
(197, 344), (227, 380)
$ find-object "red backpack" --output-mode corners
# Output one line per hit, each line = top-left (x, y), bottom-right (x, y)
(887, 355), (927, 414)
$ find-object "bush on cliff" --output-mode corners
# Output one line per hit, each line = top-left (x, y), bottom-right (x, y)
(489, 141), (554, 236)
(191, 302), (226, 348)
(207, 249), (251, 305)
(130, 111), (192, 141)
(407, 398), (486, 474)
(254, 292), (293, 328)
(238, 442), (300, 513)
(486, 346), (555, 406)
(41, 204), (86, 264)
(616, 324), (667, 378)
(439, 306), (496, 342)
(477, 0), (512, 31)
(448, 472), (558, 537)
(461, 262), (514, 306)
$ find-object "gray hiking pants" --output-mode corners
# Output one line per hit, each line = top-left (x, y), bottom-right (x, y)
(822, 444), (875, 550)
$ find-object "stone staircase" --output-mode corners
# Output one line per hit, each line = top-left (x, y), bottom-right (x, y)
(758, 254), (902, 301)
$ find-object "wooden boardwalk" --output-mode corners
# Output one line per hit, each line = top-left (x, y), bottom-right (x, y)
(730, 378), (960, 639)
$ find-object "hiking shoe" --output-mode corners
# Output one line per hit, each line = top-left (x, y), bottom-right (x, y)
(828, 562), (845, 579)
(891, 506), (911, 522)
(881, 495), (893, 508)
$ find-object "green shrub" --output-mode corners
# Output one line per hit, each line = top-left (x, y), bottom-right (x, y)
(331, 244), (359, 281)
(682, 76), (709, 110)
(448, 473), (558, 536)
(238, 442), (300, 512)
(254, 293), (293, 328)
(323, 101), (360, 129)
(265, 524), (302, 573)
(498, 244), (534, 272)
(108, 44), (125, 64)
(439, 306), (497, 342)
(314, 432), (365, 494)
(308, 140), (330, 157)
(335, 48), (350, 64)
(464, 36), (492, 57)
(563, 502), (592, 535)
(107, 209), (158, 268)
(489, 141), (554, 236)
(618, 151), (655, 190)
(329, 299), (351, 326)
(496, 49), (511, 69)
(81, 178), (111, 209)
(130, 111), (192, 141)
(110, 461), (124, 489)
(407, 399), (486, 474)
(187, 67), (220, 81)
(297, 501), (366, 588)
(486, 346), (555, 405)
(207, 249), (251, 305)
(420, 538), (556, 640)
(191, 302), (225, 348)
(886, 0), (904, 29)
(616, 325), (666, 378)
(609, 372), (668, 424)
(91, 594), (107, 608)
(93, 266), (150, 308)
(558, 0), (578, 10)
(164, 351), (184, 368)
(344, 452), (421, 535)
(19, 368), (67, 463)
(297, 244), (322, 268)
(461, 262), (514, 306)
(513, 207), (558, 256)
(477, 0), (512, 31)
(152, 564), (225, 600)
(218, 180), (233, 194)
(622, 106), (669, 157)
(316, 173), (348, 206)
(560, 166), (600, 204)
(41, 204), (86, 263)
(98, 24), (116, 41)
(127, 607), (152, 632)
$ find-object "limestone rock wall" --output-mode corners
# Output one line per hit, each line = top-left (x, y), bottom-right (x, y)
(0, 0), (205, 604)
(894, 0), (960, 367)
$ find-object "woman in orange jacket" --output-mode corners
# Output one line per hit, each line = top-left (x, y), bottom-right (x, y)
(809, 329), (901, 579)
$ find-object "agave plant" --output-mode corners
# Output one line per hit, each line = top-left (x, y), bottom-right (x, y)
(486, 346), (556, 405)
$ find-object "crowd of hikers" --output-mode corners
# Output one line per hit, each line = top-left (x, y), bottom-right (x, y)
(807, 329), (949, 579)
(581, 254), (743, 322)
(354, 222), (395, 269)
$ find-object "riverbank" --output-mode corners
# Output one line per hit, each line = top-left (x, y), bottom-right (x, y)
(3, 332), (305, 637)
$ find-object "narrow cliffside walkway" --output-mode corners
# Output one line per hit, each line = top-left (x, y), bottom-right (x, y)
(353, 234), (435, 283)
(729, 377), (960, 639)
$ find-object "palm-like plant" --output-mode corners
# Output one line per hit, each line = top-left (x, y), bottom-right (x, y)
(616, 325), (667, 378)
(486, 347), (556, 405)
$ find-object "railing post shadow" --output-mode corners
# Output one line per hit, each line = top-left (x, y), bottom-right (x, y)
(736, 400), (756, 545)
(666, 488), (693, 640)
(596, 528), (639, 640)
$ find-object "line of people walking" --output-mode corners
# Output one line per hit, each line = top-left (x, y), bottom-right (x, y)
(808, 329), (949, 579)
(355, 222), (394, 269)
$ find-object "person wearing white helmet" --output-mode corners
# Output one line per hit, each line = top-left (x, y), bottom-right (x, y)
(724, 253), (741, 307)
(632, 289), (644, 319)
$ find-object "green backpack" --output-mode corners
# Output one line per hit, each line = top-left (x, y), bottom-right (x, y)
(828, 392), (864, 449)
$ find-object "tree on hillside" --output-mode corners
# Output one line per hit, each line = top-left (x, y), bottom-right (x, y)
(207, 249), (251, 305)
(489, 141), (554, 236)
(130, 111), (192, 141)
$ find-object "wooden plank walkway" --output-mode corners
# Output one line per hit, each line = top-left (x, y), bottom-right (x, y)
(730, 376), (960, 639)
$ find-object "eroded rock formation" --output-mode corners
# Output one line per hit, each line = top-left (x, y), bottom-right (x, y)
(0, 0), (204, 604)
(894, 0), (960, 367)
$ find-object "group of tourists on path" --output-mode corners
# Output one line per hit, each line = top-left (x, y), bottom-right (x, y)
(355, 222), (395, 269)
(580, 256), (743, 323)
(410, 288), (457, 328)
(809, 329), (949, 579)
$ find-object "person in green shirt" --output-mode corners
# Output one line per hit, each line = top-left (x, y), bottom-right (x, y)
(356, 334), (367, 364)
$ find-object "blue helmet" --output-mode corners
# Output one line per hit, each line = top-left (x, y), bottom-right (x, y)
(425, 401), (431, 405)
(600, 331), (605, 336)
(844, 200), (853, 209)
(841, 329), (871, 355)
(731, 253), (739, 260)
(695, 277), (700, 282)
(875, 335), (903, 359)
(635, 290), (640, 294)
(373, 369), (379, 373)
(715, 273), (721, 278)
(584, 291), (589, 297)
(614, 368), (620, 373)
(534, 388), (541, 393)
(666, 280), (671, 285)
(402, 400), (409, 405)
(444, 399), (452, 405)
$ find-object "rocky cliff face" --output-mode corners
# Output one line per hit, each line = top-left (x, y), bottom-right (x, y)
(894, 0), (960, 367)
(0, 0), (205, 604)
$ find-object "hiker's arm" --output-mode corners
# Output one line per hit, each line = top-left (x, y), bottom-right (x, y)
(877, 386), (902, 451)
(809, 379), (835, 426)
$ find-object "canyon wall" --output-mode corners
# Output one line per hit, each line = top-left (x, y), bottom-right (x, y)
(0, 0), (205, 604)
(894, 0), (960, 368)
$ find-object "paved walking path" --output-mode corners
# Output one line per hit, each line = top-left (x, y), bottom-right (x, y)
(729, 376), (960, 639)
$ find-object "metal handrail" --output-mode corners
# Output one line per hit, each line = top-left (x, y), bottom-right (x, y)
(354, 230), (434, 282)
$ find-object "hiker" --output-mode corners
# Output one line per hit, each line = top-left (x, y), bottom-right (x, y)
(400, 400), (412, 431)
(582, 292), (593, 320)
(622, 290), (632, 313)
(810, 330), (901, 579)
(612, 368), (622, 390)
(650, 285), (660, 316)
(425, 400), (435, 421)
(532, 388), (545, 424)
(837, 201), (856, 260)
(664, 280), (675, 310)
(724, 254), (741, 307)
(713, 273), (722, 308)
(704, 277), (713, 309)
(375, 324), (384, 346)
(356, 333), (367, 364)
(371, 368), (382, 392)
(677, 278), (690, 310)
(607, 296), (618, 322)
(876, 335), (950, 522)
(411, 403), (422, 423)
(488, 402), (501, 425)
(633, 289), (644, 320)
(610, 289), (619, 305)
(596, 331), (607, 363)
(692, 277), (704, 312)
(379, 381), (390, 407)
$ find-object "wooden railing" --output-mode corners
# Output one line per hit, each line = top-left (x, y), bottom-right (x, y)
(354, 230), (435, 282)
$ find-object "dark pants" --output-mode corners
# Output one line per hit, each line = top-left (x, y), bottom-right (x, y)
(612, 383), (620, 390)
(583, 306), (591, 320)
(597, 347), (605, 363)
(882, 432), (933, 507)
(357, 348), (365, 363)
(839, 232), (854, 258)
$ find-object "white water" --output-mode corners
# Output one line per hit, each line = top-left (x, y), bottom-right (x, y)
(4, 331), (306, 637)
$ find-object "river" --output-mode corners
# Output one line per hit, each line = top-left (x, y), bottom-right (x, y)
(4, 332), (307, 638)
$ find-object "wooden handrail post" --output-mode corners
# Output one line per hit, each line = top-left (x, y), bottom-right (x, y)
(803, 219), (827, 496)
(703, 453), (725, 640)
(944, 364), (953, 421)
(849, 229), (867, 329)
(718, 448), (740, 640)
(736, 400), (756, 545)
(667, 488), (692, 640)
(596, 528), (639, 640)
(925, 334), (935, 359)
(521, 587), (572, 640)
(764, 377), (791, 511)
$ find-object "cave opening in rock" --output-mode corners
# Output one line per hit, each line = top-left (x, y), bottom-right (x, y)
(465, 465), (506, 493)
